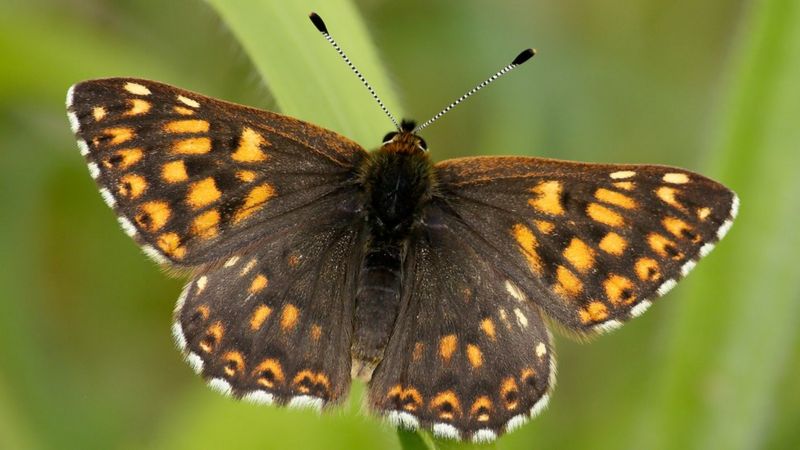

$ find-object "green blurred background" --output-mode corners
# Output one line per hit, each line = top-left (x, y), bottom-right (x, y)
(1, 0), (798, 449)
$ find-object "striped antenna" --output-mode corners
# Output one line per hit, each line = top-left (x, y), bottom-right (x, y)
(309, 12), (401, 130)
(413, 48), (536, 133)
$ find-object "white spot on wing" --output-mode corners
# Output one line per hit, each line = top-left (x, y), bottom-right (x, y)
(730, 194), (740, 219)
(680, 260), (697, 277)
(171, 321), (187, 352)
(142, 245), (168, 264)
(224, 255), (240, 268)
(505, 414), (528, 432)
(240, 258), (257, 276)
(593, 320), (623, 333)
(504, 280), (526, 302)
(657, 279), (677, 296)
(99, 188), (115, 208)
(87, 162), (100, 179)
(66, 84), (76, 107)
(177, 95), (200, 108)
(124, 82), (151, 96)
(630, 300), (652, 318)
(432, 423), (461, 440)
(663, 173), (689, 184)
(535, 342), (547, 358)
(610, 170), (635, 179)
(196, 276), (208, 293)
(514, 308), (529, 328)
(386, 410), (420, 430)
(186, 352), (204, 374)
(717, 219), (734, 240)
(699, 242), (715, 257)
(288, 395), (323, 412)
(174, 282), (191, 313)
(208, 378), (232, 396)
(530, 393), (551, 417)
(243, 390), (274, 405)
(77, 139), (89, 156)
(67, 112), (80, 133)
(471, 429), (497, 443)
(117, 216), (137, 237)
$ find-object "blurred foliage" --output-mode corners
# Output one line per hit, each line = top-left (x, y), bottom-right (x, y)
(0, 0), (798, 449)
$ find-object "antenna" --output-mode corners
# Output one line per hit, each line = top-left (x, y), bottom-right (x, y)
(413, 48), (536, 133)
(309, 12), (401, 130)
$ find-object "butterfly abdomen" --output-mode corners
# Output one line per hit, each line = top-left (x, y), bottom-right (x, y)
(351, 141), (434, 380)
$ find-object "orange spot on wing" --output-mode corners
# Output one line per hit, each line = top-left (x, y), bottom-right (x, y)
(595, 188), (636, 209)
(173, 137), (211, 154)
(500, 377), (520, 410)
(125, 98), (151, 116)
(187, 177), (221, 209)
(249, 274), (268, 293)
(635, 257), (661, 281)
(92, 107), (106, 121)
(431, 391), (462, 420)
(164, 119), (209, 133)
(412, 342), (424, 361)
(656, 186), (684, 210)
(563, 237), (596, 273)
(253, 358), (284, 388)
(103, 147), (143, 170)
(174, 106), (194, 115)
(439, 335), (457, 361)
(388, 385), (423, 412)
(529, 180), (564, 215)
(162, 160), (188, 183)
(604, 274), (635, 305)
(200, 321), (223, 353)
(613, 181), (635, 191)
(480, 318), (496, 340)
(280, 304), (299, 331)
(534, 220), (555, 234)
(311, 324), (322, 341)
(118, 174), (147, 199)
(470, 396), (493, 422)
(192, 209), (220, 239)
(156, 232), (185, 259)
(579, 301), (609, 324)
(222, 351), (245, 377)
(587, 203), (624, 227)
(512, 223), (542, 274)
(697, 207), (711, 221)
(648, 233), (682, 259)
(554, 265), (583, 298)
(599, 232), (627, 255)
(136, 201), (171, 231)
(466, 344), (483, 368)
(232, 127), (268, 162)
(249, 304), (272, 330)
(663, 217), (697, 241)
(99, 127), (135, 146)
(234, 184), (275, 223)
(237, 170), (257, 182)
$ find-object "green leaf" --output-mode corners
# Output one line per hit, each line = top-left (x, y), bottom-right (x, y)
(204, 0), (403, 145)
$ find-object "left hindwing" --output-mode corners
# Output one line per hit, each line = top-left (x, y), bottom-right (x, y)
(67, 78), (366, 267)
(433, 156), (738, 334)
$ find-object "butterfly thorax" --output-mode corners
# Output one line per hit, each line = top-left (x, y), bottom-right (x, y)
(351, 132), (435, 380)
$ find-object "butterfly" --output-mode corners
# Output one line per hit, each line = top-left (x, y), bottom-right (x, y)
(65, 13), (738, 444)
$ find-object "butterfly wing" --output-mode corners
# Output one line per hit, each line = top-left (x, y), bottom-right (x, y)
(66, 78), (366, 266)
(433, 156), (738, 334)
(67, 78), (368, 407)
(367, 205), (556, 442)
(173, 212), (365, 408)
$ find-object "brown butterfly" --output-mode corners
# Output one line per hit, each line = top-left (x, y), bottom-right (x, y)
(65, 13), (737, 443)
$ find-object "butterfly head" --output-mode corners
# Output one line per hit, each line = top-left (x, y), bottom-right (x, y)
(381, 119), (428, 154)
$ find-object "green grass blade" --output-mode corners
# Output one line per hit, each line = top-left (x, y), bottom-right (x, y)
(204, 0), (402, 145)
(633, 0), (800, 449)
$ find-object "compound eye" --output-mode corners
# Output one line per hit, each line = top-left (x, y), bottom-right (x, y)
(382, 131), (398, 143)
(417, 138), (428, 151)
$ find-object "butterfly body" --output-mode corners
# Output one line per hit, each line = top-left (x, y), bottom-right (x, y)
(67, 78), (738, 443)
